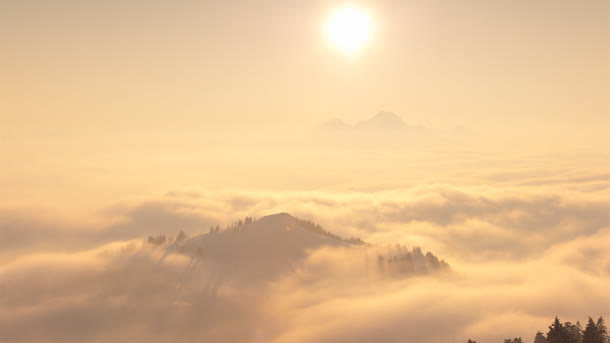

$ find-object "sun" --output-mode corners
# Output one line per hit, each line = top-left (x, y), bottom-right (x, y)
(326, 7), (372, 54)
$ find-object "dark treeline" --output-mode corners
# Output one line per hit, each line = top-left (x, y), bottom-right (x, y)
(146, 234), (168, 245)
(146, 230), (188, 245)
(145, 217), (256, 245)
(468, 316), (607, 343)
(294, 217), (366, 245)
(146, 216), (367, 246)
(222, 216), (255, 232)
(377, 244), (451, 276)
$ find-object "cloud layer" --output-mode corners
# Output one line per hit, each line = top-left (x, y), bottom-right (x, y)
(0, 169), (608, 342)
(0, 230), (608, 343)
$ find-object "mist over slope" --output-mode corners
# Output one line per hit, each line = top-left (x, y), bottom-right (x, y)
(0, 213), (453, 343)
(0, 186), (608, 343)
(163, 213), (449, 281)
(0, 156), (607, 343)
(173, 213), (349, 260)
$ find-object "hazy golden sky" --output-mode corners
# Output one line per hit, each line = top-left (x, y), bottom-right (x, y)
(2, 0), (608, 133)
(2, 0), (609, 210)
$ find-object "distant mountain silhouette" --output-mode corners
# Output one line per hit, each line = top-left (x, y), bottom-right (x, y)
(354, 111), (408, 131)
(317, 111), (430, 136)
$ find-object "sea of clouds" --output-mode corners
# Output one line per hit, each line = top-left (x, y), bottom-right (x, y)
(1, 167), (608, 342)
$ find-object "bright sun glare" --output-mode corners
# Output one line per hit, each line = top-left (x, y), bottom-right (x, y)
(327, 7), (372, 54)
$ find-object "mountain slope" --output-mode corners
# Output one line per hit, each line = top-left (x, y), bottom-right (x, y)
(164, 213), (449, 281)
(174, 213), (349, 262)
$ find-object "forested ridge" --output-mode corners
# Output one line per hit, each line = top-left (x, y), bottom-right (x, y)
(467, 316), (607, 343)
(145, 215), (450, 276)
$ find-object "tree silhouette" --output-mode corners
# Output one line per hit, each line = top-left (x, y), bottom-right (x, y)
(176, 230), (188, 241)
(535, 331), (548, 343)
(597, 317), (608, 343)
(146, 234), (167, 245)
(583, 317), (598, 343)
(548, 317), (569, 343)
(565, 321), (583, 343)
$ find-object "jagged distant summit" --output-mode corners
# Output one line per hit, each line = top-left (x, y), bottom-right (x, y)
(317, 111), (428, 135)
(355, 111), (408, 131)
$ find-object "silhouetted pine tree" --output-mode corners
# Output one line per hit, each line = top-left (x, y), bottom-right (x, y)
(294, 217), (365, 245)
(548, 317), (569, 343)
(176, 230), (188, 241)
(535, 331), (549, 343)
(565, 321), (583, 343)
(146, 234), (167, 245)
(597, 317), (608, 343)
(583, 317), (598, 343)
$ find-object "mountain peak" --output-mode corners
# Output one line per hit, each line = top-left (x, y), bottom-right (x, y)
(171, 213), (349, 275)
(372, 111), (402, 120)
(254, 212), (296, 227)
(259, 212), (293, 220)
(355, 111), (408, 131)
